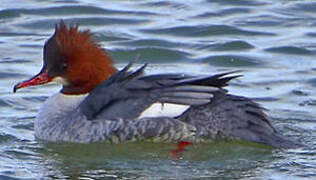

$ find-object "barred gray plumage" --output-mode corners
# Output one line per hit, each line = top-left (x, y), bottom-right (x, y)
(35, 63), (300, 148)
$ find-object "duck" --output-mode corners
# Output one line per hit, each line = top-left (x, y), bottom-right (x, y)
(13, 21), (299, 148)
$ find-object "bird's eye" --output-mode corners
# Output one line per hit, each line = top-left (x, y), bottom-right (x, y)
(62, 63), (68, 70)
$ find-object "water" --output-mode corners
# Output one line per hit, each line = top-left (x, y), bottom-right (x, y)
(0, 0), (315, 179)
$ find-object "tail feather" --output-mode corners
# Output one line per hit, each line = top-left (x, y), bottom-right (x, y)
(233, 125), (302, 148)
(179, 92), (302, 149)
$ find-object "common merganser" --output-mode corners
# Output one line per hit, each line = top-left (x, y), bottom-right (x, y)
(13, 21), (299, 148)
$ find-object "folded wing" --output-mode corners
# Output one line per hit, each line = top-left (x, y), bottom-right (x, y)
(79, 62), (240, 120)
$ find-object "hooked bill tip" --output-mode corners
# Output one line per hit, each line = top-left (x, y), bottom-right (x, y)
(13, 83), (21, 93)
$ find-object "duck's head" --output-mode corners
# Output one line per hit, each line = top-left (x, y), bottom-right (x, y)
(14, 20), (117, 95)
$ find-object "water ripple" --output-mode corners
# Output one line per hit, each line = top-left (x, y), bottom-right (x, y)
(0, 5), (158, 18)
(110, 47), (191, 63)
(209, 40), (254, 51)
(201, 55), (263, 67)
(18, 17), (148, 30)
(265, 46), (313, 55)
(138, 1), (189, 10)
(113, 39), (185, 49)
(141, 25), (275, 37)
(207, 0), (268, 6)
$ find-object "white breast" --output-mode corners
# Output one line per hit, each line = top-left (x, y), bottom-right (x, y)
(36, 92), (87, 126)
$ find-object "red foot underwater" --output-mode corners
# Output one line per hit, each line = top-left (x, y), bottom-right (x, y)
(171, 141), (193, 158)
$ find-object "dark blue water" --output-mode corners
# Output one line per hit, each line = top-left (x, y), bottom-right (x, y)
(0, 0), (315, 179)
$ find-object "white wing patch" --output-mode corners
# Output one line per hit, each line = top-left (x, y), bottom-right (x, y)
(138, 103), (190, 119)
